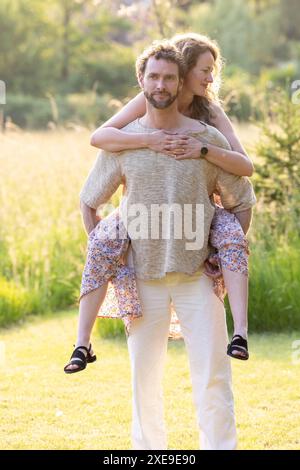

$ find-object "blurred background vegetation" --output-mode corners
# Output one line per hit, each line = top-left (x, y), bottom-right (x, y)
(0, 0), (300, 334)
(1, 0), (300, 128)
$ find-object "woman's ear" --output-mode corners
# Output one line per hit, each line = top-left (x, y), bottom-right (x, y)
(178, 77), (183, 93)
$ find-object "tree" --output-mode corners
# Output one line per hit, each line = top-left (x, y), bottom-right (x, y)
(150, 0), (180, 38)
(279, 0), (300, 41)
(0, 0), (135, 97)
(255, 89), (300, 205)
(184, 0), (285, 73)
(0, 0), (58, 95)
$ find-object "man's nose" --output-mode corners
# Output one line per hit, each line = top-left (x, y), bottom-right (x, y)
(156, 79), (165, 89)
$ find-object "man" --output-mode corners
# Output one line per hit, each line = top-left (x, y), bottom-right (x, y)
(80, 41), (256, 450)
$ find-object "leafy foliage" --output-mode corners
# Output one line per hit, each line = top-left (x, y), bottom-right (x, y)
(1, 0), (299, 101)
(255, 89), (300, 205)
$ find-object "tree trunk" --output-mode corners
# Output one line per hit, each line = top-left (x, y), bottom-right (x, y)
(61, 3), (71, 81)
(151, 0), (167, 37)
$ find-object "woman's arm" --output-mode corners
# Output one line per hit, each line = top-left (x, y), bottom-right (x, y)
(91, 127), (152, 152)
(165, 104), (254, 177)
(90, 92), (185, 153)
(202, 141), (254, 177)
(207, 103), (254, 176)
(90, 92), (148, 151)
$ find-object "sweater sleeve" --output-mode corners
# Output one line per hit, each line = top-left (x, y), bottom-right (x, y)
(215, 170), (256, 213)
(80, 151), (123, 210)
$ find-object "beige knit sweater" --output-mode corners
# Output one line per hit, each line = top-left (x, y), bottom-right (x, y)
(80, 119), (256, 280)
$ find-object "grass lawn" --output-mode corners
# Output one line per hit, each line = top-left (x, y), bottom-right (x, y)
(0, 310), (299, 450)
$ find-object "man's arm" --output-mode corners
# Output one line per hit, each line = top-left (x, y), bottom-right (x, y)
(235, 208), (252, 235)
(80, 201), (100, 235)
(79, 150), (123, 229)
(215, 169), (256, 216)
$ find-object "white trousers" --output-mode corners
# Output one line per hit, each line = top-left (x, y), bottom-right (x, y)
(126, 259), (237, 450)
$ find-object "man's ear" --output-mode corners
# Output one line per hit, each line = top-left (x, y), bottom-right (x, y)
(138, 73), (144, 90)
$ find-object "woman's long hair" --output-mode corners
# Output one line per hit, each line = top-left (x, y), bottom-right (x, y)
(172, 33), (224, 125)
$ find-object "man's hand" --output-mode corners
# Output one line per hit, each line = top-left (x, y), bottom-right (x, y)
(80, 201), (101, 236)
(203, 254), (222, 279)
(235, 208), (252, 235)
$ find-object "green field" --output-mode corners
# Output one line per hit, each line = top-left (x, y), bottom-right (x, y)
(0, 310), (299, 450)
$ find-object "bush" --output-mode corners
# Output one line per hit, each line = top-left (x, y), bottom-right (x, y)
(4, 93), (125, 129)
(258, 64), (299, 92)
(82, 44), (136, 98)
(4, 95), (53, 129)
(0, 278), (30, 327)
(221, 69), (258, 121)
(96, 318), (125, 339)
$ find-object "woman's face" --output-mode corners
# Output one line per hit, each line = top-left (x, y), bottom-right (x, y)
(184, 50), (215, 97)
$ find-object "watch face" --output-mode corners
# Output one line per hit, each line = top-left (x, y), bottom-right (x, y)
(201, 146), (208, 156)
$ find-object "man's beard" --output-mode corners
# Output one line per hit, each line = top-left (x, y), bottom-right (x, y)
(144, 89), (179, 109)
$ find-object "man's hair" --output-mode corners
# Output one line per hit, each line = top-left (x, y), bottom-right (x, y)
(135, 40), (185, 81)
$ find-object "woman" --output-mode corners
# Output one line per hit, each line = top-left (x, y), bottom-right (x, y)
(64, 33), (253, 373)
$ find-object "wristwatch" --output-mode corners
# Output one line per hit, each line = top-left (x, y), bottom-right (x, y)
(200, 145), (209, 158)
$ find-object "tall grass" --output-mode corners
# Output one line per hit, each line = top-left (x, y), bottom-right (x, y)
(1, 128), (299, 331)
(0, 129), (97, 326)
(247, 201), (300, 331)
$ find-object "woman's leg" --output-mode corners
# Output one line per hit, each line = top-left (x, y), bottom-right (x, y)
(209, 207), (249, 357)
(204, 257), (249, 344)
(222, 268), (248, 342)
(65, 283), (108, 371)
(65, 209), (128, 370)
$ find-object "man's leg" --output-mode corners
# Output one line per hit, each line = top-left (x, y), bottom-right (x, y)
(127, 277), (171, 450)
(170, 272), (237, 450)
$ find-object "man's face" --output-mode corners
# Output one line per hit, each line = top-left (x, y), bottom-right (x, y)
(140, 57), (182, 109)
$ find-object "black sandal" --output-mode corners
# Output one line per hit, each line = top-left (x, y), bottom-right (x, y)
(227, 335), (249, 361)
(64, 344), (97, 374)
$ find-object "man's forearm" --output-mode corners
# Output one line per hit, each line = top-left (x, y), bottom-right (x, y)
(235, 208), (252, 234)
(80, 200), (99, 235)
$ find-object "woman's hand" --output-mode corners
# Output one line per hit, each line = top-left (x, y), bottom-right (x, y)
(147, 130), (189, 154)
(147, 132), (204, 160)
(163, 135), (203, 160)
